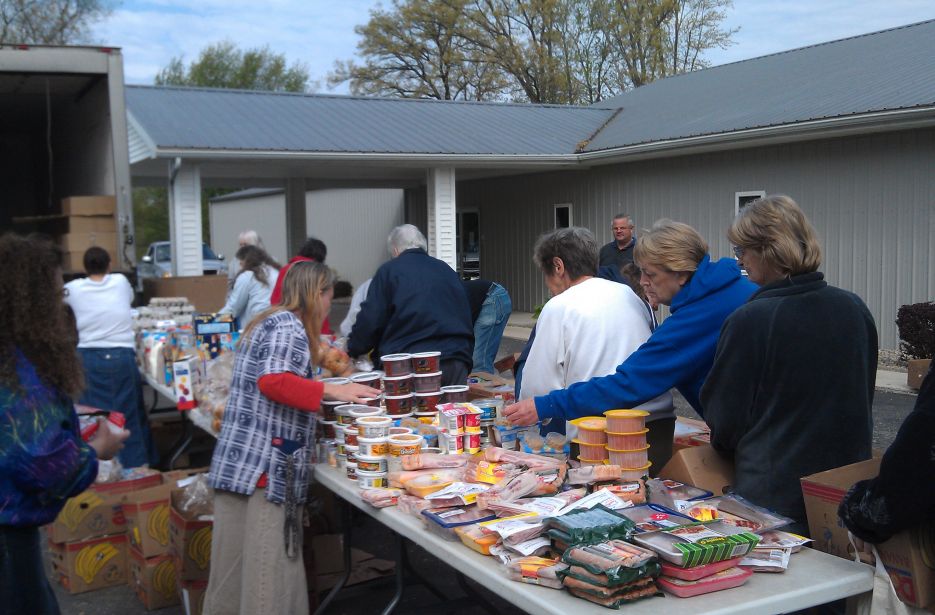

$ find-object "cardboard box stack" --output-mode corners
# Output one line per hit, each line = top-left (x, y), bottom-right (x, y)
(801, 458), (935, 610)
(46, 469), (161, 594)
(124, 483), (180, 610)
(58, 196), (118, 271)
(169, 487), (213, 615)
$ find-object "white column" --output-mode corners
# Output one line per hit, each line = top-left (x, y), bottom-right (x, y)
(285, 177), (307, 257)
(168, 160), (203, 277)
(426, 167), (457, 270)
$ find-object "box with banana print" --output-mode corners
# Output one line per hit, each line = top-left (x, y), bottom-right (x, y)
(169, 489), (213, 582)
(48, 533), (129, 594)
(129, 550), (180, 610)
(123, 484), (174, 559)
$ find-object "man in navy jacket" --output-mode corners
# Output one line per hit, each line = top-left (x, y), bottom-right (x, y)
(348, 224), (473, 386)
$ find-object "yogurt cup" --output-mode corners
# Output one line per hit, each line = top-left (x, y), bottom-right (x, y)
(382, 374), (413, 396)
(357, 436), (388, 457)
(350, 371), (382, 389)
(335, 405), (356, 426)
(346, 445), (359, 464)
(385, 394), (414, 416)
(334, 424), (346, 444)
(413, 371), (443, 393)
(321, 377), (350, 386)
(360, 396), (382, 408)
(349, 405), (384, 420)
(440, 385), (469, 403)
(355, 455), (388, 473)
(380, 353), (412, 377)
(343, 426), (359, 447)
(319, 420), (337, 439)
(472, 398), (502, 421)
(387, 433), (424, 456)
(345, 461), (358, 480)
(321, 399), (343, 422)
(410, 351), (440, 374)
(356, 415), (392, 438)
(389, 426), (413, 436)
(357, 469), (387, 489)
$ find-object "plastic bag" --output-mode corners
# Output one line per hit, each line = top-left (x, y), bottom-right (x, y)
(565, 576), (661, 606)
(179, 474), (214, 518)
(360, 487), (403, 508)
(505, 556), (567, 589)
(543, 504), (636, 545)
(567, 465), (622, 485)
(561, 541), (659, 586)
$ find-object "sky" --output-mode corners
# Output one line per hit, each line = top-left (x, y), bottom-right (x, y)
(93, 0), (935, 93)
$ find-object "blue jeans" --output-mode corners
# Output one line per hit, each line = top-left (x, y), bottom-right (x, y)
(472, 283), (512, 374)
(78, 347), (157, 468)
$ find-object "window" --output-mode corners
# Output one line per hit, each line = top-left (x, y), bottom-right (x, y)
(554, 203), (572, 228)
(155, 244), (171, 262)
(734, 191), (765, 216)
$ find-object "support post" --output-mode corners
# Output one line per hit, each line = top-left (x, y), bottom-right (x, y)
(167, 160), (203, 277)
(285, 178), (308, 257)
(425, 168), (457, 270)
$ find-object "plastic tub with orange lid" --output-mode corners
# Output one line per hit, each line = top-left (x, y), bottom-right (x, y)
(573, 440), (608, 460)
(606, 428), (649, 450)
(603, 409), (649, 433)
(607, 445), (649, 468)
(568, 417), (607, 444)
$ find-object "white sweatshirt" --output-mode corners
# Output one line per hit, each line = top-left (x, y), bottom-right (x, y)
(64, 274), (135, 348)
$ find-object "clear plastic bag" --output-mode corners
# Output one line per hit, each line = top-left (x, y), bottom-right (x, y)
(179, 474), (214, 518)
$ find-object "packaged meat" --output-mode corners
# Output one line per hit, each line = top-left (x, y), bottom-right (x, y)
(423, 482), (489, 506)
(400, 452), (469, 470)
(563, 574), (656, 598)
(389, 467), (460, 491)
(543, 504), (636, 544)
(566, 577), (660, 607)
(562, 563), (660, 589)
(657, 566), (752, 598)
(755, 530), (811, 552)
(475, 471), (539, 509)
(464, 459), (515, 484)
(397, 494), (434, 517)
(632, 523), (760, 567)
(739, 547), (792, 572)
(562, 540), (657, 583)
(480, 513), (546, 544)
(505, 557), (567, 589)
(403, 472), (457, 498)
(483, 447), (565, 469)
(692, 494), (794, 533)
(554, 488), (631, 515)
(567, 465), (623, 485)
(604, 481), (647, 504)
(504, 536), (551, 556)
(421, 505), (497, 541)
(455, 524), (500, 555)
(618, 504), (697, 533)
(359, 487), (403, 508)
(659, 557), (744, 581)
(645, 478), (712, 510)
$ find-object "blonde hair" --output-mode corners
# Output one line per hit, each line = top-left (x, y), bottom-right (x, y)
(634, 219), (708, 272)
(728, 195), (822, 276)
(242, 261), (335, 367)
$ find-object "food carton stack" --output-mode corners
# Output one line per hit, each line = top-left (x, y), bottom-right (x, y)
(58, 196), (118, 272)
(167, 477), (214, 604)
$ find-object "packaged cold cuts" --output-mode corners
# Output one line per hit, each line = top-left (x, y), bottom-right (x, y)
(656, 566), (753, 598)
(505, 557), (567, 589)
(632, 523), (760, 567)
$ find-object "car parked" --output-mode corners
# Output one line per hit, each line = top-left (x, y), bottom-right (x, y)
(136, 241), (227, 289)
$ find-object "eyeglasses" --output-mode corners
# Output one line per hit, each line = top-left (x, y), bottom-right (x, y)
(732, 246), (745, 259)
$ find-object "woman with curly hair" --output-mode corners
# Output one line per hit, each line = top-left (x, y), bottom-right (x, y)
(0, 233), (127, 614)
(219, 244), (280, 329)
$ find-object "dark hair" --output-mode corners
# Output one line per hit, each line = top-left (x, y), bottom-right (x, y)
(533, 227), (599, 281)
(83, 246), (111, 275)
(298, 237), (327, 262)
(235, 245), (280, 287)
(0, 233), (84, 397)
(620, 263), (648, 302)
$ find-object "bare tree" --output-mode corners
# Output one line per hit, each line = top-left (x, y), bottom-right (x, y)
(0, 0), (112, 45)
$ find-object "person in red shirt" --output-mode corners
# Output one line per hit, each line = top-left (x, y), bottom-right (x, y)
(270, 237), (333, 334)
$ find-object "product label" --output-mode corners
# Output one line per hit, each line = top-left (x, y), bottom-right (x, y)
(436, 508), (466, 519)
(556, 488), (631, 516)
(480, 513), (541, 538)
(425, 482), (489, 505)
(510, 537), (551, 556)
(670, 525), (724, 543)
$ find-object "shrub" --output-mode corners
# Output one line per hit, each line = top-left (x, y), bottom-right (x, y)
(896, 302), (935, 360)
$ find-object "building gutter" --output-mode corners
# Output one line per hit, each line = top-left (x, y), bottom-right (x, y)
(149, 149), (580, 167)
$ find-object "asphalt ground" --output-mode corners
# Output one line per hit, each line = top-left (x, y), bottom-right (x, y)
(51, 319), (918, 615)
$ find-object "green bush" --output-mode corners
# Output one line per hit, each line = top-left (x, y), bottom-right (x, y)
(896, 302), (935, 360)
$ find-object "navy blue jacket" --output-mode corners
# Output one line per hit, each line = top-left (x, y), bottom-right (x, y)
(348, 248), (473, 367)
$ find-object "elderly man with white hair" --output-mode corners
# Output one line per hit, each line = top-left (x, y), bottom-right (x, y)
(348, 224), (473, 386)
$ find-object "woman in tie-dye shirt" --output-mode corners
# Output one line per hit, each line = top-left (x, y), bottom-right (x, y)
(0, 234), (127, 615)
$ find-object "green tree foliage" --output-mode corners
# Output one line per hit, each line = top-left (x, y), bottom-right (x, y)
(137, 42), (311, 255)
(336, 0), (736, 105)
(0, 0), (112, 45)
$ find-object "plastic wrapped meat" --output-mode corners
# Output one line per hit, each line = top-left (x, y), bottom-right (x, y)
(359, 487), (403, 508)
(475, 471), (539, 509)
(568, 465), (623, 485)
(505, 557), (567, 589)
(397, 494), (435, 517)
(401, 453), (470, 470)
(563, 540), (657, 575)
(484, 447), (564, 469)
(565, 576), (659, 604)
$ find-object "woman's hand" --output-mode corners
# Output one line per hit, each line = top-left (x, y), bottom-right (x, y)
(502, 399), (540, 426)
(88, 418), (130, 461)
(323, 382), (381, 404)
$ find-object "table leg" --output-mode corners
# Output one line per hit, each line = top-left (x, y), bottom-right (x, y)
(380, 532), (407, 615)
(399, 539), (446, 603)
(455, 572), (498, 615)
(165, 416), (193, 470)
(314, 499), (354, 615)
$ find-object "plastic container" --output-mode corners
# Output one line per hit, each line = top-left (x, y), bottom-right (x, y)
(464, 433), (481, 454)
(343, 426), (359, 446)
(619, 462), (652, 481)
(413, 371), (443, 393)
(418, 424), (439, 448)
(356, 415), (392, 438)
(345, 462), (358, 480)
(440, 385), (469, 403)
(321, 376), (350, 386)
(569, 417), (607, 444)
(388, 426), (413, 436)
(413, 391), (443, 413)
(414, 411), (436, 424)
(440, 432), (464, 454)
(356, 470), (387, 489)
(657, 567), (752, 598)
(577, 457), (606, 466)
(357, 436), (388, 457)
(380, 353), (412, 376)
(472, 398), (502, 421)
(659, 557), (744, 581)
(545, 432), (567, 449)
(355, 455), (388, 473)
(385, 394), (414, 416)
(618, 504), (697, 533)
(397, 416), (420, 430)
(382, 374), (412, 396)
(524, 431), (545, 453)
(604, 409), (649, 433)
(319, 420), (337, 439)
(574, 440), (608, 460)
(387, 433), (424, 456)
(334, 424), (346, 444)
(321, 400), (343, 422)
(360, 396), (382, 407)
(410, 351), (441, 374)
(455, 524), (499, 555)
(421, 506), (497, 541)
(345, 445), (359, 464)
(350, 371), (382, 389)
(605, 429), (649, 450)
(334, 405), (356, 426)
(607, 445), (650, 468)
(349, 405), (384, 420)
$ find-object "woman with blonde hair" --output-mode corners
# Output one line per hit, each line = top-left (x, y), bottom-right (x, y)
(505, 219), (756, 470)
(702, 195), (876, 534)
(205, 261), (380, 615)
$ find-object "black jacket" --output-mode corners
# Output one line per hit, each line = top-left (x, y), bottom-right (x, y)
(348, 248), (473, 367)
(701, 272), (877, 525)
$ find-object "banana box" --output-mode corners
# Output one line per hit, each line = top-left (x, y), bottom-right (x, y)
(124, 484), (174, 558)
(49, 533), (129, 594)
(168, 489), (213, 581)
(179, 579), (207, 615)
(47, 490), (127, 544)
(129, 548), (180, 610)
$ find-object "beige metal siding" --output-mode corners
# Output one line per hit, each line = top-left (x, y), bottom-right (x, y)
(460, 128), (935, 348)
(209, 193), (289, 266)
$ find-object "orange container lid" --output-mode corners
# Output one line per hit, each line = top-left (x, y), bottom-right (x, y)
(619, 462), (653, 471)
(572, 438), (607, 447)
(569, 417), (606, 431)
(605, 428), (650, 436)
(604, 409), (650, 419)
(577, 456), (608, 464)
(605, 444), (651, 452)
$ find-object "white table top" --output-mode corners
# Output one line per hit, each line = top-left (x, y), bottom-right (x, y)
(313, 464), (873, 615)
(141, 371), (176, 403)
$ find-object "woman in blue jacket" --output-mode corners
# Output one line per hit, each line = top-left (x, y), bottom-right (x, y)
(504, 220), (756, 470)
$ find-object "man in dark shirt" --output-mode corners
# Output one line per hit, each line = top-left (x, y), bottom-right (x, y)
(462, 279), (512, 374)
(598, 213), (635, 269)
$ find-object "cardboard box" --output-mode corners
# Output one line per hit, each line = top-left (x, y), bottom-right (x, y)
(168, 490), (212, 581)
(62, 195), (117, 216)
(672, 417), (710, 451)
(66, 215), (117, 234)
(658, 444), (734, 496)
(801, 458), (935, 610)
(47, 490), (128, 544)
(908, 359), (932, 389)
(49, 533), (129, 594)
(124, 484), (174, 558)
(467, 372), (515, 403)
(90, 468), (163, 496)
(179, 579), (207, 615)
(143, 276), (229, 313)
(63, 249), (117, 272)
(129, 549), (180, 610)
(59, 231), (118, 253)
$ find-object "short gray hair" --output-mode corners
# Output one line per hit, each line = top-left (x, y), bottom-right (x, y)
(238, 230), (264, 248)
(533, 226), (599, 280)
(387, 224), (427, 256)
(613, 213), (633, 226)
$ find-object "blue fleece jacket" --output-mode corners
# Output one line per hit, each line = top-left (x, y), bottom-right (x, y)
(535, 255), (756, 422)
